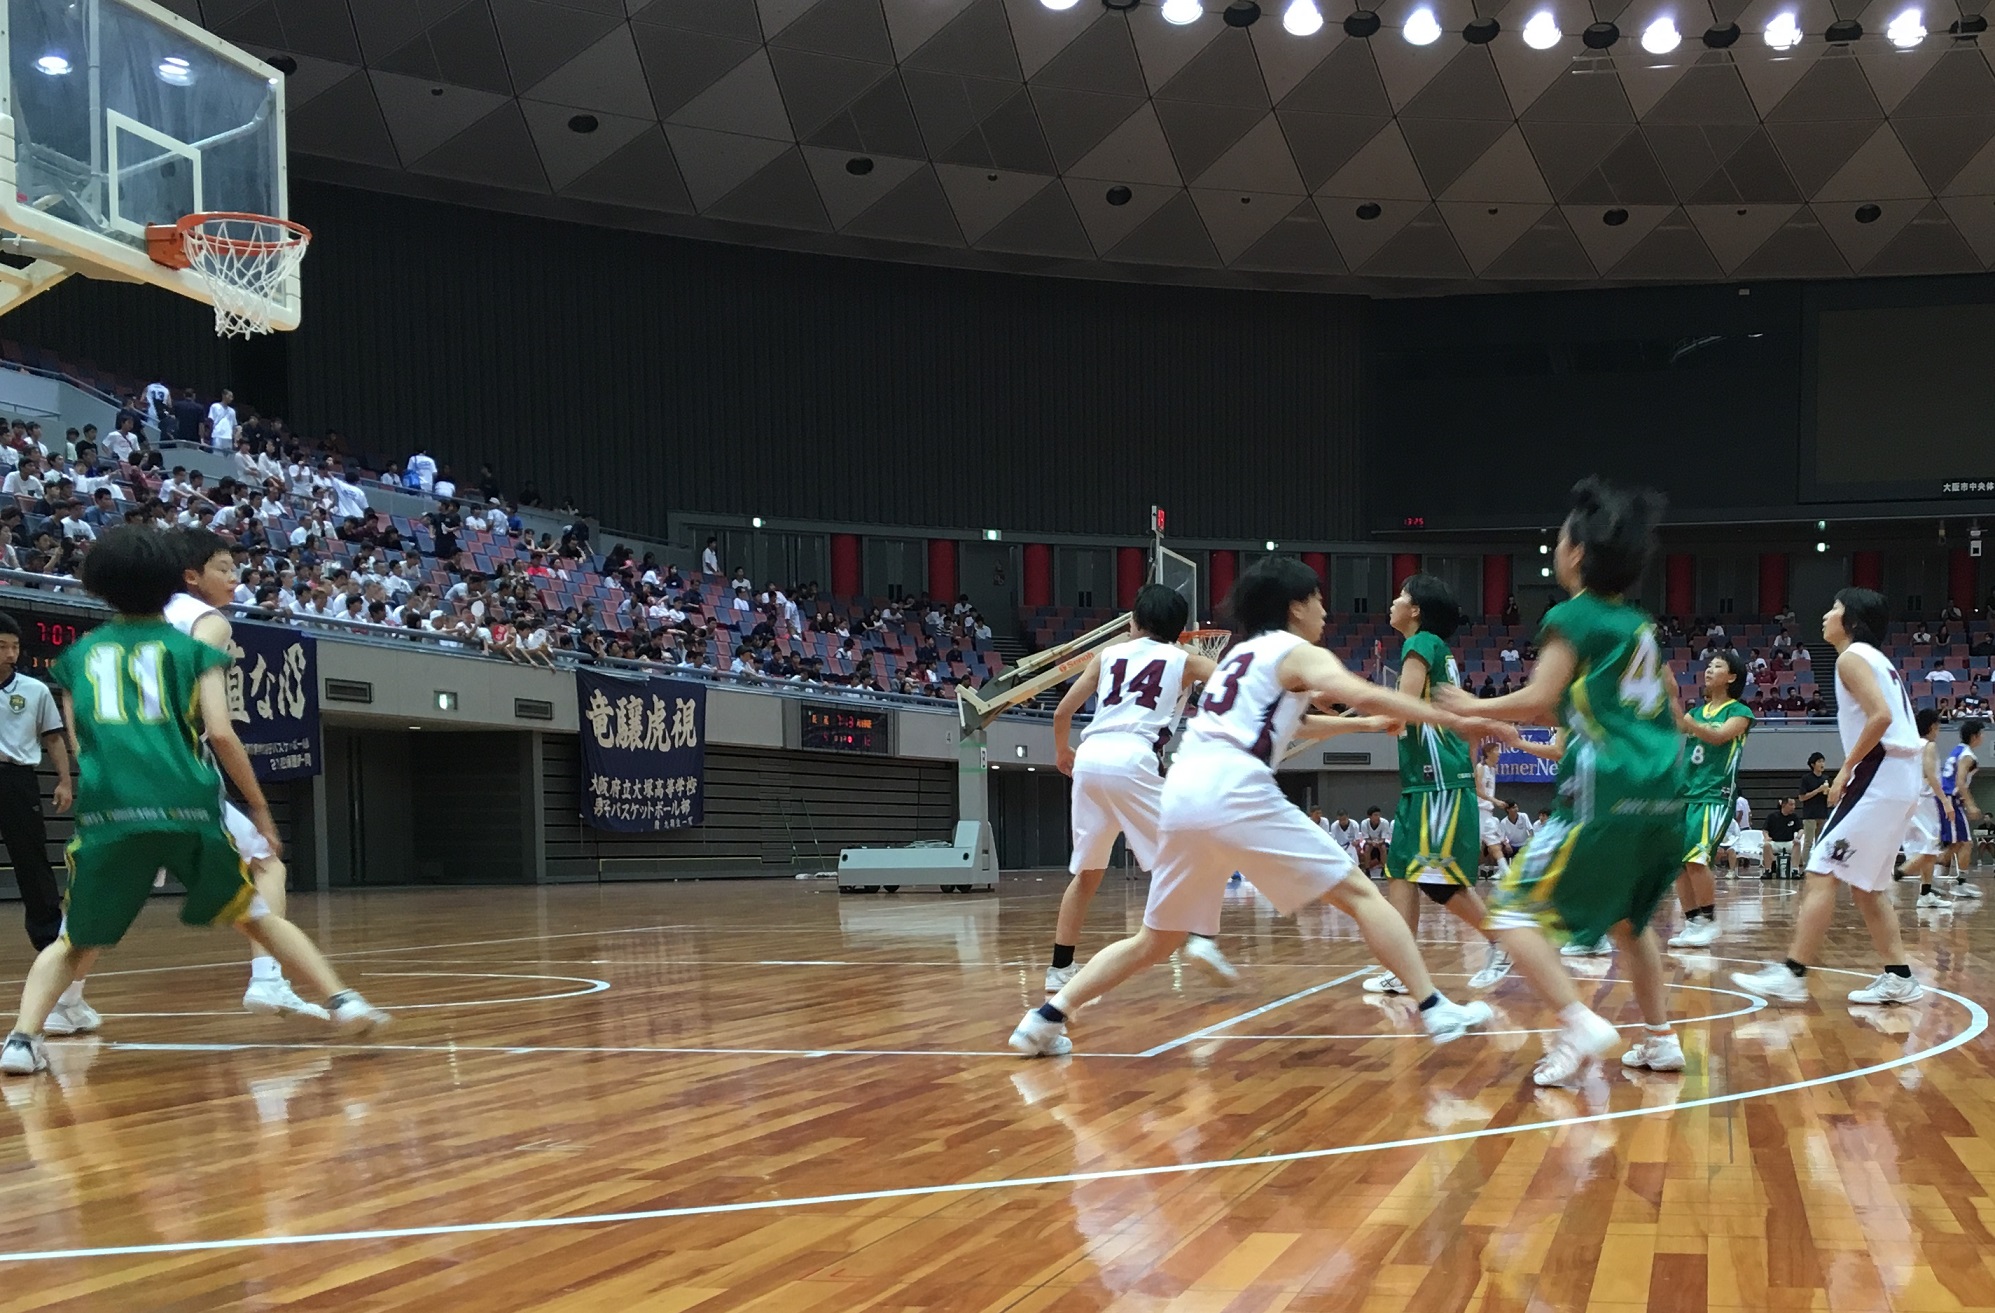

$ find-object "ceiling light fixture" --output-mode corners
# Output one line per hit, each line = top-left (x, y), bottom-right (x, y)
(1521, 11), (1561, 47)
(33, 53), (70, 75)
(1344, 8), (1382, 35)
(1161, 0), (1203, 23)
(1887, 7), (1925, 45)
(1763, 11), (1802, 47)
(1703, 22), (1740, 46)
(1464, 17), (1500, 42)
(1641, 16), (1680, 51)
(1283, 0), (1325, 34)
(1224, 1), (1262, 25)
(1825, 18), (1862, 41)
(1403, 6), (1443, 43)
(1855, 203), (1882, 223)
(1041, 0), (1081, 9)
(1582, 20), (1620, 46)
(155, 55), (193, 86)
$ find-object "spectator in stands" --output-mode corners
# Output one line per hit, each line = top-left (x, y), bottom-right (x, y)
(428, 501), (462, 563)
(433, 466), (457, 499)
(1477, 674), (1497, 698)
(405, 450), (437, 493)
(1790, 645), (1811, 672)
(207, 389), (237, 448)
(1913, 620), (1936, 645)
(83, 489), (119, 531)
(477, 464), (500, 502)
(1960, 683), (1989, 716)
(1502, 594), (1519, 626)
(171, 388), (204, 444)
(1944, 600), (1964, 624)
(701, 537), (719, 574)
(103, 414), (139, 465)
(1932, 660), (1958, 684)
(2, 454), (42, 500)
(56, 500), (93, 543)
(1499, 641), (1521, 670)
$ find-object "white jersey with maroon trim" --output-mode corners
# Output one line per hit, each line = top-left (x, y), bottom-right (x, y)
(1176, 630), (1310, 771)
(1079, 636), (1192, 753)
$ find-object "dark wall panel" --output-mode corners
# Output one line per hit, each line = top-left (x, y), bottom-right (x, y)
(5, 181), (1367, 542)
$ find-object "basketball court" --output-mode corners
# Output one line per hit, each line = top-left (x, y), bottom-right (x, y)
(0, 881), (1987, 1310)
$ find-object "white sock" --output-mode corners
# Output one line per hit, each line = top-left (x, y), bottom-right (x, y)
(251, 955), (281, 982)
(57, 981), (85, 1007)
(1557, 1002), (1596, 1030)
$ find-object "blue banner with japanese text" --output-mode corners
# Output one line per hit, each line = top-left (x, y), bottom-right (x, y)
(230, 622), (321, 781)
(577, 669), (705, 831)
(1494, 726), (1559, 783)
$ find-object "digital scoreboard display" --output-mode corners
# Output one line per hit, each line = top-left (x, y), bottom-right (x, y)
(801, 704), (890, 754)
(8, 605), (99, 674)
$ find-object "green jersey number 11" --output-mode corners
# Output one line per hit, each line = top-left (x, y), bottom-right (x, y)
(84, 641), (170, 725)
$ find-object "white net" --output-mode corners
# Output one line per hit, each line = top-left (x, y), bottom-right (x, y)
(179, 215), (310, 339)
(1181, 629), (1232, 662)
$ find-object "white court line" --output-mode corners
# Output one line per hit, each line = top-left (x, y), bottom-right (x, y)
(102, 973), (612, 1019)
(2, 969), (1978, 1266)
(1217, 980), (1767, 1039)
(103, 1041), (1047, 1060)
(1136, 967), (1375, 1058)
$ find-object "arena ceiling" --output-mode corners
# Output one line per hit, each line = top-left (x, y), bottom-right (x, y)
(169, 0), (1995, 293)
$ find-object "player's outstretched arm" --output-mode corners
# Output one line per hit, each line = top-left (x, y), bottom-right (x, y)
(1278, 643), (1514, 744)
(195, 666), (282, 857)
(1432, 639), (1573, 725)
(1051, 656), (1101, 778)
(1292, 712), (1396, 742)
(1678, 710), (1751, 747)
(1516, 731), (1565, 762)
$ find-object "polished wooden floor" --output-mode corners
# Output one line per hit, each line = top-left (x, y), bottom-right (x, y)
(0, 870), (1991, 1312)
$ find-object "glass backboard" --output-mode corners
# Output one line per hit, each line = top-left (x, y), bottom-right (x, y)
(0, 0), (295, 327)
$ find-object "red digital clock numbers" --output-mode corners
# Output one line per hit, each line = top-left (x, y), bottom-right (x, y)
(1401, 516), (1427, 529)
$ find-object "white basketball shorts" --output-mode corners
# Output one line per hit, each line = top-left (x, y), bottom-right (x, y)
(1807, 751), (1918, 893)
(1147, 752), (1355, 936)
(1068, 734), (1164, 875)
(1904, 795), (1947, 859)
(224, 801), (276, 865)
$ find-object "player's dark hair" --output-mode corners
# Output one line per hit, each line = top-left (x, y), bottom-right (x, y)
(1709, 648), (1747, 701)
(1366, 805), (1381, 815)
(1229, 556), (1320, 636)
(1833, 587), (1888, 647)
(1132, 583), (1190, 644)
(1962, 718), (1986, 744)
(175, 527), (233, 575)
(0, 611), (20, 641)
(1400, 573), (1460, 640)
(81, 525), (184, 615)
(1562, 476), (1665, 595)
(1918, 708), (1941, 736)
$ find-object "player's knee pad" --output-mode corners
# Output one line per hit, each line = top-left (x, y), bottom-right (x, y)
(1419, 883), (1460, 906)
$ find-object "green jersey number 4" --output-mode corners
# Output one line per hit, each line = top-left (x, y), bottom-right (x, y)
(1617, 628), (1669, 718)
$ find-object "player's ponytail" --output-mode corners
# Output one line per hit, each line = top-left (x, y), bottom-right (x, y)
(1563, 476), (1665, 596)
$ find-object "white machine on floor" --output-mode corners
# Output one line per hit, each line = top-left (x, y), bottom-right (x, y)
(838, 514), (1214, 894)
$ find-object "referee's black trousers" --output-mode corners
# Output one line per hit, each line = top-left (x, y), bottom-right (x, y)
(0, 763), (58, 950)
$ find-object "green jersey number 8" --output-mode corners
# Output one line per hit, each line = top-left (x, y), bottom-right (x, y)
(1689, 743), (1706, 765)
(1617, 628), (1669, 718)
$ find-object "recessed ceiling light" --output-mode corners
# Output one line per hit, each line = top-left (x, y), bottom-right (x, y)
(1344, 9), (1381, 36)
(1521, 12), (1561, 47)
(1356, 202), (1382, 220)
(1403, 6), (1442, 43)
(1603, 208), (1629, 225)
(1825, 18), (1862, 41)
(1886, 7), (1925, 45)
(567, 114), (598, 133)
(1582, 20), (1619, 47)
(1641, 16), (1680, 51)
(846, 156), (874, 175)
(1040, 0), (1081, 8)
(1106, 185), (1133, 205)
(1764, 12), (1802, 47)
(1282, 0), (1324, 34)
(1464, 17), (1500, 43)
(1162, 0), (1203, 23)
(1854, 203), (1882, 223)
(33, 54), (70, 75)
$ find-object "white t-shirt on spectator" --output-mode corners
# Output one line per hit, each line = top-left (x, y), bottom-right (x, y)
(1931, 668), (1956, 683)
(701, 546), (719, 574)
(2, 471), (42, 498)
(207, 401), (237, 446)
(434, 479), (456, 499)
(59, 516), (94, 542)
(331, 477), (369, 521)
(406, 453), (437, 491)
(257, 496), (286, 528)
(103, 430), (136, 463)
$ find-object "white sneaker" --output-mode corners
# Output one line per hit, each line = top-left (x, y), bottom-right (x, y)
(1847, 971), (1924, 1005)
(1421, 997), (1494, 1044)
(1533, 1009), (1619, 1087)
(42, 1000), (102, 1036)
(1621, 1033), (1685, 1072)
(1560, 938), (1610, 958)
(1730, 962), (1810, 1004)
(1180, 936), (1241, 985)
(1043, 964), (1078, 994)
(0, 1033), (46, 1076)
(1916, 892), (1952, 910)
(1668, 919), (1721, 949)
(1953, 881), (1983, 900)
(1468, 945), (1513, 990)
(329, 993), (390, 1037)
(1362, 971), (1408, 995)
(244, 977), (332, 1021)
(1008, 1010), (1071, 1058)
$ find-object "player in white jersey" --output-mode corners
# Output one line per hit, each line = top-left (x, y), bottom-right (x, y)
(1907, 709), (1952, 909)
(170, 530), (327, 1019)
(1734, 588), (1926, 1005)
(1941, 720), (1983, 898)
(1012, 558), (1505, 1057)
(1046, 587), (1238, 992)
(1474, 742), (1506, 876)
(1326, 809), (1362, 861)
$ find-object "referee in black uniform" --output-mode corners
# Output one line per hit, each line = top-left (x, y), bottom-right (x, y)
(0, 612), (70, 952)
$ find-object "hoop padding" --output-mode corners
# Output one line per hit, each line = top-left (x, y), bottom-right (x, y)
(1180, 629), (1232, 662)
(148, 213), (310, 339)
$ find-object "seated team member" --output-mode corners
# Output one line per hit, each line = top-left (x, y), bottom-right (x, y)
(1763, 798), (1803, 876)
(1357, 806), (1392, 874)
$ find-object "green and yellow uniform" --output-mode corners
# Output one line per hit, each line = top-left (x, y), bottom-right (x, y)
(1385, 630), (1480, 886)
(1488, 592), (1687, 942)
(1682, 698), (1753, 866)
(49, 618), (255, 948)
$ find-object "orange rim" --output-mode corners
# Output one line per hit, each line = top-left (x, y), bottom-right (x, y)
(146, 212), (311, 269)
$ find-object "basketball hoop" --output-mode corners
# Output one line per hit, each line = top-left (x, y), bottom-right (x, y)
(1180, 628), (1232, 662)
(146, 212), (311, 339)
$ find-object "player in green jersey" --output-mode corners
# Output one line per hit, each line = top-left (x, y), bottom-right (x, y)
(1435, 478), (1687, 1087)
(1365, 575), (1513, 995)
(0, 528), (388, 1077)
(1668, 650), (1753, 949)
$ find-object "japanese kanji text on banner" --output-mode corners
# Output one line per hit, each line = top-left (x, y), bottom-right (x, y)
(577, 669), (705, 831)
(230, 623), (320, 781)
